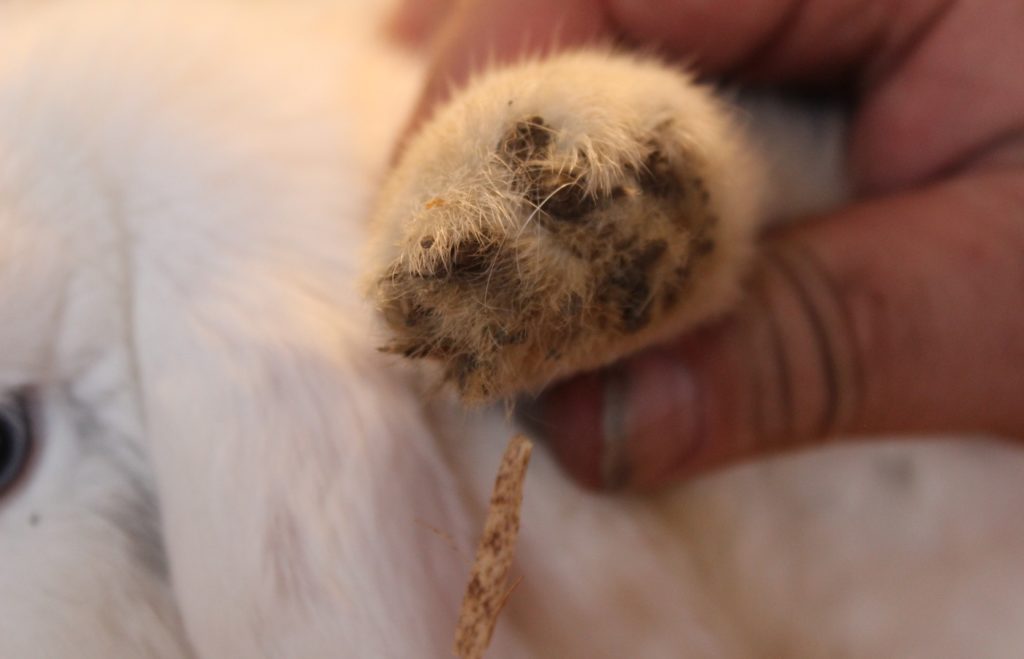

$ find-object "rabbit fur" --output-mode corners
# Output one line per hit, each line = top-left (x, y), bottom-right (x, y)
(1, 2), (1024, 657)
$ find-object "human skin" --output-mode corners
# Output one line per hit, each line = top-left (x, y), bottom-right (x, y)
(397, 0), (1024, 490)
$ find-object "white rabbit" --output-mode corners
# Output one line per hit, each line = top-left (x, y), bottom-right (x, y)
(2, 2), (1024, 658)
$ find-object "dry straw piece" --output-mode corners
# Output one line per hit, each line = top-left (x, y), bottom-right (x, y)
(454, 434), (533, 659)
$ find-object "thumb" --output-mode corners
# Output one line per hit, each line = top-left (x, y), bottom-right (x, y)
(522, 172), (1024, 491)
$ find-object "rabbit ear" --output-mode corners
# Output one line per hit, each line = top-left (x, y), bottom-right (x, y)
(133, 271), (473, 656)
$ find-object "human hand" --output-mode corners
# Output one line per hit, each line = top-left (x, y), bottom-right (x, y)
(398, 0), (1024, 490)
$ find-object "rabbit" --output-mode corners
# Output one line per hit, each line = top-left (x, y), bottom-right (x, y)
(3, 1), (1024, 657)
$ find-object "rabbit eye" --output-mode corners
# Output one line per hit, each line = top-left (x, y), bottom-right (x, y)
(0, 392), (34, 496)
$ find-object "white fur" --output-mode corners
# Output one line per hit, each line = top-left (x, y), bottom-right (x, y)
(1, 2), (1023, 658)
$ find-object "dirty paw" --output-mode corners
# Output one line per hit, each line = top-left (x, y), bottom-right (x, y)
(371, 52), (763, 402)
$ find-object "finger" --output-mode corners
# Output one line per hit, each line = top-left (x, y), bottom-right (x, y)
(524, 171), (1024, 491)
(610, 0), (1024, 191)
(603, 0), (911, 82)
(386, 0), (460, 49)
(405, 0), (610, 132)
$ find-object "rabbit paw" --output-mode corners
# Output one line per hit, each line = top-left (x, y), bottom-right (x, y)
(371, 52), (765, 403)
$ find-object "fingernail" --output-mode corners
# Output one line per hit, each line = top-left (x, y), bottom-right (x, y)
(518, 349), (704, 491)
(616, 350), (703, 489)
